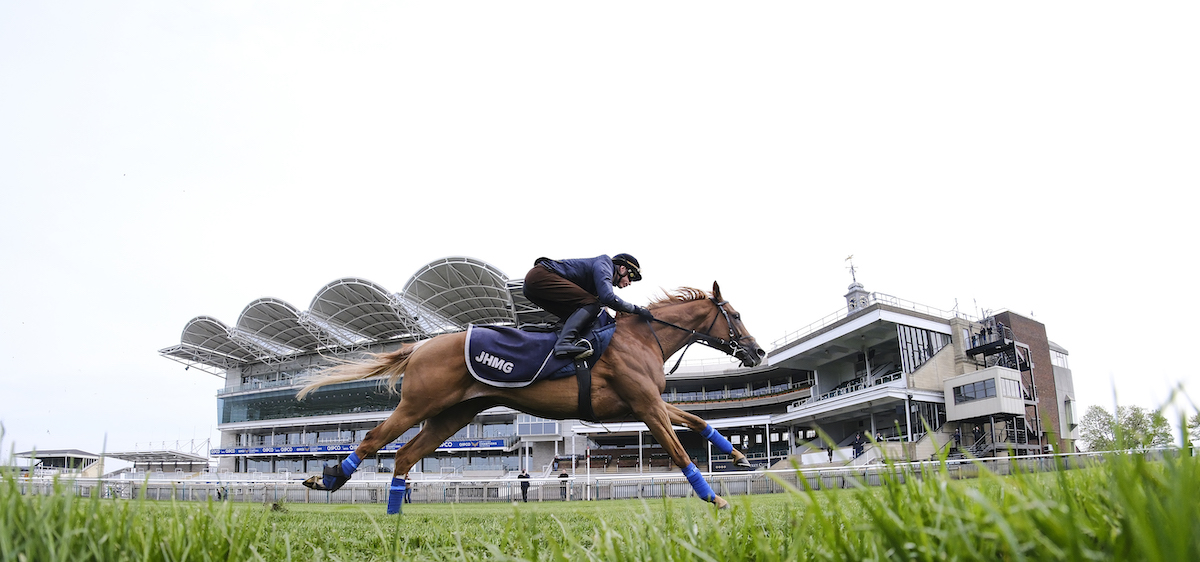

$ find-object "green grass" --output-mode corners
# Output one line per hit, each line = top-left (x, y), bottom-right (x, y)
(3, 450), (1199, 561)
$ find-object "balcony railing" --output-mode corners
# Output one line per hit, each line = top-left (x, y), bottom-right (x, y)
(788, 371), (903, 412)
(771, 293), (975, 351)
(217, 378), (303, 396)
(665, 381), (811, 404)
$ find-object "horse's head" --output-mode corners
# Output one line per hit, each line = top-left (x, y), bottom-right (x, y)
(709, 281), (767, 368)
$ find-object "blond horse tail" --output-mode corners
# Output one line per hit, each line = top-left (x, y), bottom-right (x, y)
(296, 343), (419, 400)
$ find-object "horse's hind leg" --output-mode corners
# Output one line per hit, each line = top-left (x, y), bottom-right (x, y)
(665, 403), (750, 468)
(304, 395), (445, 493)
(385, 401), (488, 514)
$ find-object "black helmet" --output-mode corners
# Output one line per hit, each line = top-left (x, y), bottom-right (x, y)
(612, 253), (642, 282)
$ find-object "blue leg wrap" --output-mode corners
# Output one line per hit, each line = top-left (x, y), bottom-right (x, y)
(683, 463), (715, 502)
(701, 424), (735, 455)
(340, 452), (361, 476)
(321, 452), (360, 490)
(386, 477), (406, 515)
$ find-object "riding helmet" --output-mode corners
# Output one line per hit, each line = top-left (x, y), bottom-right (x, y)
(612, 253), (642, 282)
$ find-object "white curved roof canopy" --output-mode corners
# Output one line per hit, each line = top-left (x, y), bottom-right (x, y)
(160, 257), (555, 376)
(234, 298), (320, 356)
(181, 316), (257, 361)
(308, 277), (424, 342)
(159, 316), (259, 375)
(403, 257), (517, 329)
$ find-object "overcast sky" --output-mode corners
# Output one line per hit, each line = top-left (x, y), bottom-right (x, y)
(2, 2), (1197, 461)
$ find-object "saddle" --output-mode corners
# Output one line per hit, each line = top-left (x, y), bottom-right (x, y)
(465, 312), (616, 388)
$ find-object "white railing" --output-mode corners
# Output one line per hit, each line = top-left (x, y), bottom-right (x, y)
(786, 371), (903, 411)
(770, 293), (975, 351)
(666, 381), (811, 404)
(217, 378), (303, 396)
(16, 449), (1179, 504)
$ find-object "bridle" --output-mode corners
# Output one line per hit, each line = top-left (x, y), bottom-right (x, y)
(645, 297), (757, 374)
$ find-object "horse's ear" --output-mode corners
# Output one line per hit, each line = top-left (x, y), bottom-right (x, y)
(712, 281), (722, 301)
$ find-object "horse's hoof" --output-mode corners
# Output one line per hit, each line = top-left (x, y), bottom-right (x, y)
(735, 458), (752, 469)
(302, 476), (328, 491)
(320, 465), (351, 492)
(714, 496), (730, 510)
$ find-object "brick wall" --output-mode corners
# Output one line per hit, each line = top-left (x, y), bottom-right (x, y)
(995, 312), (1061, 449)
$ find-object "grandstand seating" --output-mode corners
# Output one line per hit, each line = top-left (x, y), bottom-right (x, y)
(616, 455), (639, 469)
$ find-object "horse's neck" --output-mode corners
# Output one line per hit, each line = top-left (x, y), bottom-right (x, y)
(654, 300), (717, 357)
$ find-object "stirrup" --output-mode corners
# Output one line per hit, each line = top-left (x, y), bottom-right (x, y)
(554, 339), (593, 360)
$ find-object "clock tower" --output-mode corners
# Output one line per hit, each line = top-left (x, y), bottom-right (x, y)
(844, 257), (870, 313)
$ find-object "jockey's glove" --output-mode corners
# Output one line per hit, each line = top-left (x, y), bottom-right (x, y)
(633, 306), (654, 321)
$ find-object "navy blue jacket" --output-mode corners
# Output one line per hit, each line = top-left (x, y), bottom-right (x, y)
(541, 255), (638, 314)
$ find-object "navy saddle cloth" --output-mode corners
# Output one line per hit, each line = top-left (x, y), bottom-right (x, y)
(466, 313), (617, 387)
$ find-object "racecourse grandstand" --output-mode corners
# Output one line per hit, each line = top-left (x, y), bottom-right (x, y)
(161, 256), (1078, 481)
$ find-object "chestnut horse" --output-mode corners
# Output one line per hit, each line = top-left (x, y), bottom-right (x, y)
(296, 282), (766, 512)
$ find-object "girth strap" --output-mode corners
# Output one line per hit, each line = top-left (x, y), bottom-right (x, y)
(575, 358), (596, 422)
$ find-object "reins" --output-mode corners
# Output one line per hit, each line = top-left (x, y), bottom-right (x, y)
(645, 297), (748, 374)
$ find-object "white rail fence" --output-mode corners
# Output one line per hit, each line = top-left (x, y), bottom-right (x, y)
(12, 450), (1177, 505)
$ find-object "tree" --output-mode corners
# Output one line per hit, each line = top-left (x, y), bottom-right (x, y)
(1119, 405), (1172, 449)
(1077, 405), (1173, 452)
(1188, 412), (1200, 444)
(1078, 406), (1116, 452)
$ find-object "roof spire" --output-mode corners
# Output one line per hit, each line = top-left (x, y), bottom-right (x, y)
(844, 256), (870, 313)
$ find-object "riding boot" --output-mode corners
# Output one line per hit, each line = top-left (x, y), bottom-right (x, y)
(554, 304), (601, 359)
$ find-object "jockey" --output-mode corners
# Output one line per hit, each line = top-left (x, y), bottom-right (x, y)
(524, 253), (654, 359)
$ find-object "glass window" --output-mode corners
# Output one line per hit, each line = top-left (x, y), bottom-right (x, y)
(276, 458), (303, 473)
(913, 401), (947, 431)
(897, 325), (952, 374)
(1051, 350), (1069, 369)
(318, 431), (342, 443)
(218, 379), (402, 424)
(1001, 378), (1021, 398)
(953, 380), (998, 404)
(247, 458), (272, 473)
(305, 459), (328, 472)
(483, 423), (514, 437)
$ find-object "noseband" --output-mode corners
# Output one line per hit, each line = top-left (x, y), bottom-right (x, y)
(646, 297), (756, 374)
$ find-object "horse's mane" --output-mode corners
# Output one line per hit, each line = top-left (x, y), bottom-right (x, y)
(647, 287), (710, 310)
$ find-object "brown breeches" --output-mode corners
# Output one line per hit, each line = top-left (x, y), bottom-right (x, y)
(523, 265), (599, 320)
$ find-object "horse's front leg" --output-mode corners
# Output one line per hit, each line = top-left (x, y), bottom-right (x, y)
(639, 402), (729, 509)
(665, 403), (751, 469)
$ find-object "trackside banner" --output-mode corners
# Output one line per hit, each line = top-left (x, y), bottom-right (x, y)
(210, 438), (507, 456)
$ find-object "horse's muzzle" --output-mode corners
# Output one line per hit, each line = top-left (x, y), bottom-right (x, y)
(735, 344), (767, 368)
